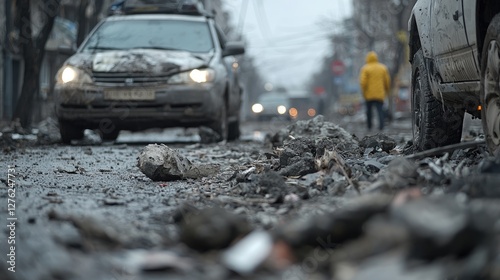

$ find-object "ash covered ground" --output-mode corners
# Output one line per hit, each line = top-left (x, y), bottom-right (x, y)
(1, 114), (499, 280)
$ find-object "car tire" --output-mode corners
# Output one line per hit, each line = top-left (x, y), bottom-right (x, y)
(210, 103), (228, 142)
(480, 13), (500, 155)
(59, 121), (84, 144)
(227, 119), (240, 141)
(99, 128), (120, 141)
(411, 49), (464, 151)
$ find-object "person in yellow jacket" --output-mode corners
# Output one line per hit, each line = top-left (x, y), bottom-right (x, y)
(359, 51), (391, 131)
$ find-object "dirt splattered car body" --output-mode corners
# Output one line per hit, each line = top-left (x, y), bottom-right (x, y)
(55, 12), (244, 143)
(409, 1), (500, 154)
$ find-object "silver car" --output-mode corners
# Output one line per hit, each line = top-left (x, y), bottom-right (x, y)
(55, 5), (244, 143)
(409, 1), (500, 154)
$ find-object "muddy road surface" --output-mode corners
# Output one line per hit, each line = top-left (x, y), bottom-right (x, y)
(1, 114), (499, 280)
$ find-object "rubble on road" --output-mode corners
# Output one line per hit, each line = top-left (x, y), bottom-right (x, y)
(264, 116), (363, 178)
(270, 115), (360, 157)
(207, 120), (497, 279)
(7, 115), (500, 280)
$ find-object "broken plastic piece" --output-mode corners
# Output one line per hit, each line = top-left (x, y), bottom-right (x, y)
(222, 231), (273, 275)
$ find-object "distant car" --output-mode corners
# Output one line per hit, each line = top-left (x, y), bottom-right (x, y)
(54, 0), (244, 143)
(251, 92), (290, 121)
(288, 97), (319, 120)
(409, 1), (500, 154)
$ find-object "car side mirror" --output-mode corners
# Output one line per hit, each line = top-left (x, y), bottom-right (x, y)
(57, 44), (77, 56)
(223, 42), (245, 57)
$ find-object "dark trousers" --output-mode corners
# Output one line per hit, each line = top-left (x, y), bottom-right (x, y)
(366, 100), (384, 130)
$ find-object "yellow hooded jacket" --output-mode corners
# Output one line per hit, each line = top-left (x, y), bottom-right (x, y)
(359, 51), (391, 102)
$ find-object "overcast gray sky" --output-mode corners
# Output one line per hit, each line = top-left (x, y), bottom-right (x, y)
(222, 0), (352, 90)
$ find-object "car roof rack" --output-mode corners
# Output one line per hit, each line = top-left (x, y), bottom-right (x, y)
(108, 0), (211, 17)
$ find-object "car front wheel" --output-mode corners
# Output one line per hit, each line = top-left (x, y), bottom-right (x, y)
(227, 119), (240, 141)
(209, 103), (228, 142)
(411, 49), (464, 151)
(59, 121), (84, 144)
(480, 13), (500, 155)
(98, 128), (120, 141)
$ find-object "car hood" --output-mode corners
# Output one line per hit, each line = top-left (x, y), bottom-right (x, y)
(66, 49), (210, 74)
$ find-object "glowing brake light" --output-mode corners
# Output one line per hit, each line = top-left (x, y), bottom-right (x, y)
(307, 108), (317, 117)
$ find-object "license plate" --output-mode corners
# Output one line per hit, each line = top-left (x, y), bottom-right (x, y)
(104, 89), (155, 101)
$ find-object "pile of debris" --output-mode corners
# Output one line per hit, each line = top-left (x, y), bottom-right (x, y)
(132, 116), (499, 279)
(0, 118), (62, 151)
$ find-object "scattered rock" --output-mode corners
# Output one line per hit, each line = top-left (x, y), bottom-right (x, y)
(36, 117), (61, 145)
(253, 171), (289, 201)
(118, 250), (195, 273)
(276, 194), (393, 250)
(365, 157), (420, 193)
(391, 196), (496, 276)
(278, 137), (316, 176)
(199, 126), (222, 144)
(175, 205), (252, 252)
(103, 198), (126, 206)
(49, 211), (124, 247)
(478, 154), (500, 173)
(137, 144), (219, 181)
(56, 165), (85, 174)
(234, 171), (307, 202)
(450, 174), (500, 198)
(359, 133), (397, 153)
(52, 223), (84, 249)
(83, 147), (93, 155)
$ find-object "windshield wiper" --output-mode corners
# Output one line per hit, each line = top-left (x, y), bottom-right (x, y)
(130, 46), (181, 51)
(87, 46), (123, 50)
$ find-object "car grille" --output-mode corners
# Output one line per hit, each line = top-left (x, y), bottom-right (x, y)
(92, 72), (170, 85)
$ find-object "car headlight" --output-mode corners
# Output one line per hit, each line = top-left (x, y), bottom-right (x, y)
(252, 103), (263, 113)
(277, 105), (287, 115)
(168, 68), (215, 84)
(57, 66), (92, 85)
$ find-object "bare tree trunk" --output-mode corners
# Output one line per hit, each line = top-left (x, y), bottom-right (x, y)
(89, 0), (105, 30)
(76, 0), (88, 47)
(13, 0), (61, 128)
(389, 8), (407, 81)
(388, 2), (413, 120)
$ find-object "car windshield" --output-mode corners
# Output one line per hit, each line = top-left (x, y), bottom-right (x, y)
(82, 19), (214, 53)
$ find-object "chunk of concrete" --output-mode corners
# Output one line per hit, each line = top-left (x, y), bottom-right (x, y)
(359, 133), (397, 153)
(138, 144), (219, 181)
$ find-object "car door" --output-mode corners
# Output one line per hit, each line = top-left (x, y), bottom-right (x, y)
(431, 0), (479, 82)
(462, 0), (480, 72)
